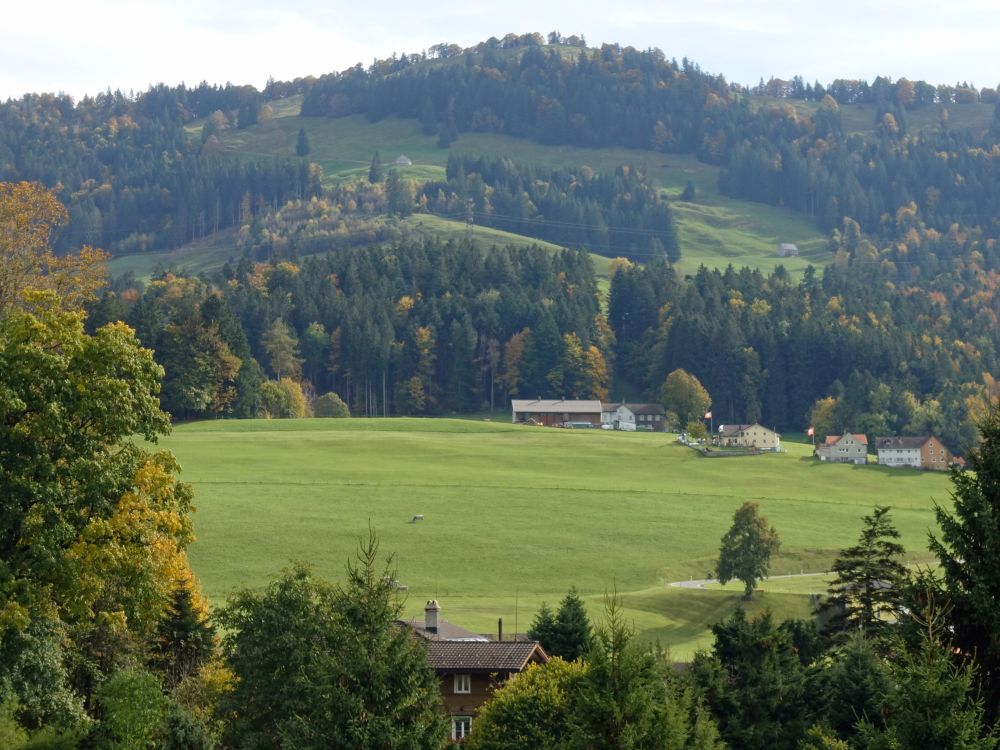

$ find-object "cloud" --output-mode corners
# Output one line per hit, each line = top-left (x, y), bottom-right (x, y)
(1, 0), (998, 99)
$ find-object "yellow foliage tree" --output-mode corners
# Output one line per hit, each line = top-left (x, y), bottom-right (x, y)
(0, 181), (108, 314)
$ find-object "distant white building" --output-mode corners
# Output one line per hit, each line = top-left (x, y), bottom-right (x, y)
(600, 402), (667, 432)
(777, 242), (799, 257)
(815, 433), (868, 464)
(395, 154), (413, 166)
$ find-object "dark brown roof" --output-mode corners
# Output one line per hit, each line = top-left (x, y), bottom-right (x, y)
(625, 403), (665, 416)
(718, 424), (750, 437)
(424, 641), (548, 673)
(875, 436), (933, 450)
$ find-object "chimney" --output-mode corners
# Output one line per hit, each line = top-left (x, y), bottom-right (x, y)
(498, 617), (503, 642)
(424, 599), (440, 634)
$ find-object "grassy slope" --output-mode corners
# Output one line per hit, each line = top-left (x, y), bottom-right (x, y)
(164, 418), (951, 658)
(115, 94), (831, 280)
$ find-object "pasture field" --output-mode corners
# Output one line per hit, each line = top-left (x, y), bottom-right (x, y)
(163, 417), (953, 658)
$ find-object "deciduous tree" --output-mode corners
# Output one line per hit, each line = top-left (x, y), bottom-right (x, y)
(716, 502), (781, 599)
(0, 181), (108, 315)
(660, 369), (711, 426)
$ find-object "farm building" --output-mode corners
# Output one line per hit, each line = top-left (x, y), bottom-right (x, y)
(875, 435), (952, 470)
(401, 601), (548, 741)
(777, 242), (799, 257)
(815, 433), (868, 464)
(395, 154), (413, 165)
(717, 423), (781, 451)
(511, 399), (602, 427)
(601, 402), (668, 432)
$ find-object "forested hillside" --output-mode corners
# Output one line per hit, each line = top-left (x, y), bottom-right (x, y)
(3, 34), (1000, 451)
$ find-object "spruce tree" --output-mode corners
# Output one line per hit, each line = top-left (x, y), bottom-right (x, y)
(295, 127), (310, 157)
(368, 151), (384, 183)
(929, 402), (1000, 718)
(151, 580), (216, 686)
(527, 602), (558, 652)
(820, 506), (908, 641)
(553, 587), (592, 661)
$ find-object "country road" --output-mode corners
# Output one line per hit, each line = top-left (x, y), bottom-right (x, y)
(669, 571), (829, 589)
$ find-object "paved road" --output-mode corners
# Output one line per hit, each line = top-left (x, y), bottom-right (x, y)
(669, 571), (829, 590)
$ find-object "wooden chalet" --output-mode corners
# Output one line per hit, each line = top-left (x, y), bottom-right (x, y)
(402, 600), (548, 741)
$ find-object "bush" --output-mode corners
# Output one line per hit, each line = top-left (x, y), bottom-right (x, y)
(313, 392), (350, 418)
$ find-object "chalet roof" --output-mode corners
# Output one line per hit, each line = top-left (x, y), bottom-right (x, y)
(718, 424), (750, 438)
(825, 433), (868, 446)
(601, 402), (665, 415)
(511, 399), (602, 414)
(718, 423), (780, 438)
(626, 402), (665, 415)
(399, 618), (488, 642)
(424, 640), (548, 673)
(875, 436), (934, 450)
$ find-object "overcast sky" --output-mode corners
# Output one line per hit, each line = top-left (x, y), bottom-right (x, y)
(2, 0), (998, 101)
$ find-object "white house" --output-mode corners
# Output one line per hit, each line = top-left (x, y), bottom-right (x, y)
(600, 402), (667, 432)
(815, 433), (868, 464)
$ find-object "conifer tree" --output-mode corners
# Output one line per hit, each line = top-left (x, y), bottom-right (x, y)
(929, 402), (1000, 719)
(368, 151), (384, 183)
(553, 587), (592, 661)
(295, 127), (310, 157)
(151, 573), (216, 687)
(820, 506), (909, 641)
(527, 602), (559, 651)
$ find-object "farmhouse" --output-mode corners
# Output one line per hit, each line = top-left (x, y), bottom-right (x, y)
(511, 399), (603, 427)
(395, 154), (413, 165)
(875, 435), (952, 470)
(815, 433), (868, 464)
(777, 242), (800, 257)
(601, 402), (668, 432)
(717, 423), (781, 451)
(402, 601), (548, 741)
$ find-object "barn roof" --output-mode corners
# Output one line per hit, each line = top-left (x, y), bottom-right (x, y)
(511, 399), (602, 413)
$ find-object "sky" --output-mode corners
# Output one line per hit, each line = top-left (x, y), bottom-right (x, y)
(2, 0), (998, 101)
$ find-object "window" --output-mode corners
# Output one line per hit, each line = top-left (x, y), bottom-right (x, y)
(452, 716), (472, 740)
(454, 673), (471, 694)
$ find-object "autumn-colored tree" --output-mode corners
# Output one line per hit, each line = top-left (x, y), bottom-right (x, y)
(261, 319), (303, 380)
(502, 329), (529, 398)
(660, 368), (711, 426)
(809, 396), (839, 441)
(0, 181), (108, 314)
(0, 292), (190, 727)
(259, 377), (310, 418)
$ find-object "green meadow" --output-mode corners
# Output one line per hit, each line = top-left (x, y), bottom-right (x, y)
(163, 417), (953, 658)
